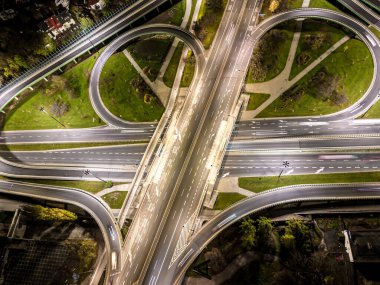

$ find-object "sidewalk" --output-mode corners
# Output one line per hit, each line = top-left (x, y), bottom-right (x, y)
(95, 183), (129, 197)
(215, 177), (255, 197)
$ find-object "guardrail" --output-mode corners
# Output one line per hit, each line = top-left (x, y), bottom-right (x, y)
(0, 0), (138, 93)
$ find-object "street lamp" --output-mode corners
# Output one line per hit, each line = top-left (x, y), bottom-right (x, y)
(83, 169), (107, 183)
(277, 161), (290, 183)
(40, 106), (66, 128)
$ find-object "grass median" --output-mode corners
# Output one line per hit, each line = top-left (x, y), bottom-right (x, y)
(239, 172), (380, 193)
(163, 42), (184, 88)
(246, 93), (270, 110)
(214, 192), (247, 210)
(102, 191), (128, 209)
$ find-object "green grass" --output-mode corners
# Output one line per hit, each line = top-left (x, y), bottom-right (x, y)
(370, 27), (380, 41)
(309, 0), (343, 12)
(246, 93), (270, 110)
(239, 172), (380, 193)
(9, 179), (111, 194)
(180, 50), (195, 87)
(0, 141), (148, 152)
(257, 38), (373, 117)
(213, 192), (246, 210)
(246, 22), (295, 83)
(127, 36), (173, 82)
(3, 53), (104, 131)
(163, 42), (184, 87)
(289, 19), (347, 79)
(196, 0), (228, 49)
(102, 191), (128, 208)
(99, 52), (165, 122)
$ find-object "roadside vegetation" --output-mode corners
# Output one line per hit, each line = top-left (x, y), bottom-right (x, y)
(259, 0), (303, 21)
(213, 192), (246, 210)
(193, 0), (228, 49)
(309, 0), (343, 12)
(246, 93), (270, 110)
(99, 52), (164, 122)
(0, 141), (147, 152)
(102, 191), (128, 209)
(7, 178), (119, 194)
(247, 22), (296, 83)
(189, 216), (342, 284)
(163, 42), (184, 87)
(239, 171), (380, 193)
(2, 52), (104, 131)
(181, 50), (196, 87)
(23, 205), (77, 222)
(289, 19), (347, 79)
(257, 38), (373, 117)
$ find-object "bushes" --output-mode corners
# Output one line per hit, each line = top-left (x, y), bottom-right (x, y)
(23, 205), (78, 222)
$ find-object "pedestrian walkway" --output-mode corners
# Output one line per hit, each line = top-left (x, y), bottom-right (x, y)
(95, 183), (129, 197)
(215, 177), (255, 197)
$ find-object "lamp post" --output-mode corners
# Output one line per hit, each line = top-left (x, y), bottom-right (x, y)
(277, 161), (290, 183)
(40, 106), (66, 128)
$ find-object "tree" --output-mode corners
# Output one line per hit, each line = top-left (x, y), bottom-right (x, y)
(240, 217), (257, 249)
(23, 205), (77, 222)
(284, 219), (312, 253)
(269, 0), (280, 13)
(257, 217), (274, 248)
(280, 232), (295, 250)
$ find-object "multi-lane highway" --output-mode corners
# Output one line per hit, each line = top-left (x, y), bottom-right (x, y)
(2, 2), (380, 285)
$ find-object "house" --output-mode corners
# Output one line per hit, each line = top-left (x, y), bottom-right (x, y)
(38, 11), (79, 40)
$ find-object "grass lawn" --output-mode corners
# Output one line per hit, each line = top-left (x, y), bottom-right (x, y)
(309, 0), (343, 11)
(246, 22), (295, 83)
(163, 42), (184, 87)
(3, 53), (104, 131)
(364, 100), (380, 118)
(102, 191), (128, 209)
(289, 19), (347, 79)
(180, 50), (195, 87)
(257, 38), (373, 117)
(99, 52), (164, 122)
(196, 0), (228, 49)
(0, 141), (147, 152)
(246, 93), (270, 110)
(239, 172), (380, 193)
(213, 192), (246, 210)
(127, 36), (173, 82)
(10, 179), (111, 194)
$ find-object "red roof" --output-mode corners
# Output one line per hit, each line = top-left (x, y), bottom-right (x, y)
(45, 15), (62, 29)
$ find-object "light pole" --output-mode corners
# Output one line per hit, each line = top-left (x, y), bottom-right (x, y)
(40, 106), (66, 128)
(277, 161), (290, 183)
(83, 169), (107, 183)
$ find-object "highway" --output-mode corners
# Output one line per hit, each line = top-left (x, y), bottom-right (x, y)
(115, 0), (261, 283)
(169, 183), (380, 284)
(0, 180), (122, 275)
(0, 3), (380, 285)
